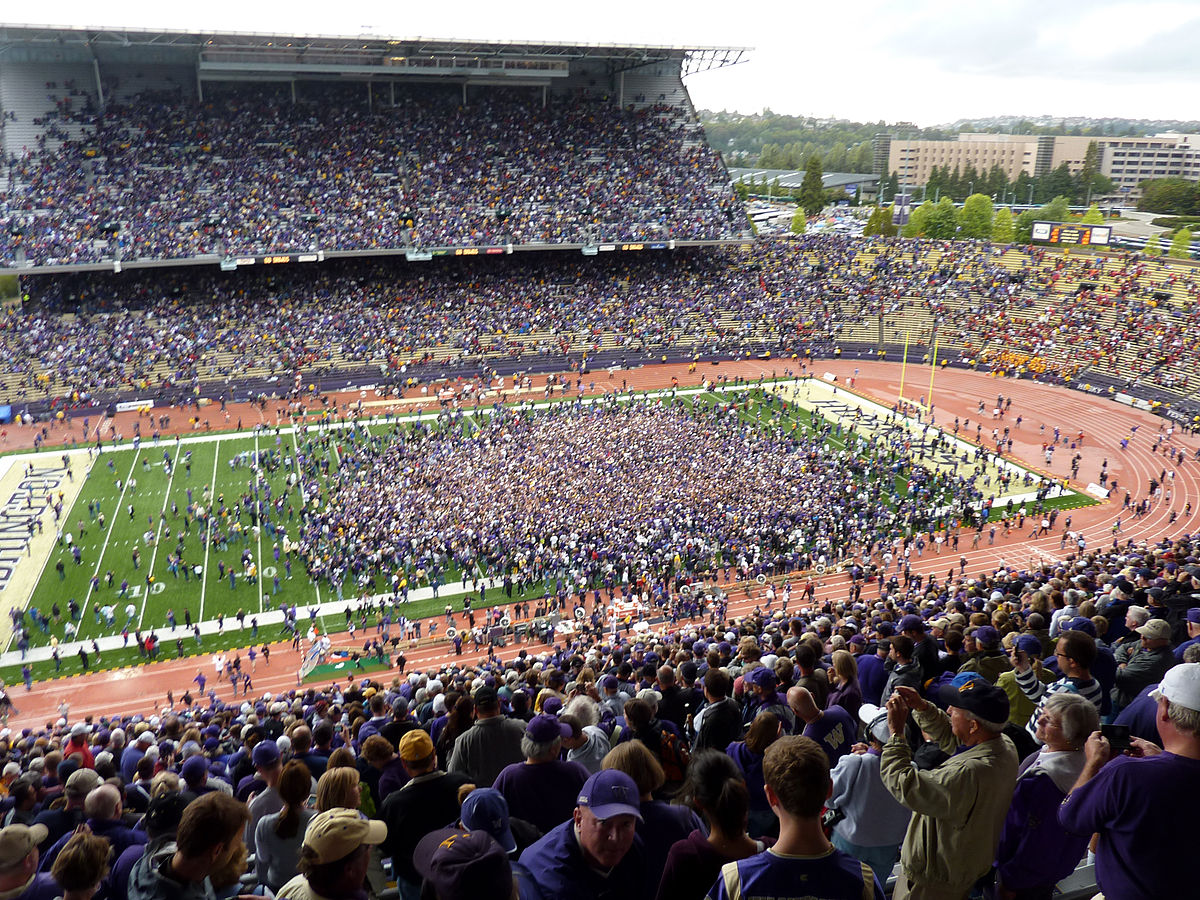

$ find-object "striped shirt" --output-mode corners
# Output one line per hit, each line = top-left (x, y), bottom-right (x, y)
(1015, 667), (1103, 741)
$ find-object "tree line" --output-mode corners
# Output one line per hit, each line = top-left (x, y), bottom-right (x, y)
(858, 194), (1193, 257)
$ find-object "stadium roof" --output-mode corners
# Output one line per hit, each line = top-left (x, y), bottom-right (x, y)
(729, 168), (879, 190)
(0, 24), (749, 75)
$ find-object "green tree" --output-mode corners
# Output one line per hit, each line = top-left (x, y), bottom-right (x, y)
(960, 193), (994, 239)
(1144, 234), (1162, 257)
(926, 197), (960, 240)
(1041, 195), (1072, 223)
(903, 200), (934, 238)
(880, 171), (900, 204)
(798, 154), (827, 216)
(1138, 178), (1200, 215)
(863, 205), (886, 236)
(880, 206), (898, 237)
(791, 208), (807, 234)
(1042, 163), (1075, 203)
(1081, 204), (1105, 225)
(1169, 228), (1193, 258)
(1074, 141), (1113, 203)
(1014, 208), (1038, 243)
(992, 207), (1014, 243)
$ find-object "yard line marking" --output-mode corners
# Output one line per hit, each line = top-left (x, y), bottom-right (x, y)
(253, 428), (265, 617)
(289, 421), (321, 608)
(197, 439), (221, 624)
(78, 450), (140, 640)
(136, 441), (182, 630)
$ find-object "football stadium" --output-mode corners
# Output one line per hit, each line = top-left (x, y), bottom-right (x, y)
(0, 22), (1196, 900)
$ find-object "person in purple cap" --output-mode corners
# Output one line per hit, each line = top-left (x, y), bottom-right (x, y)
(956, 626), (1012, 685)
(493, 714), (589, 834)
(518, 768), (646, 900)
(413, 827), (520, 900)
(1173, 608), (1200, 661)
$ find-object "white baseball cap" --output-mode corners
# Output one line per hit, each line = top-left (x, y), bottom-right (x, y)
(1152, 663), (1200, 713)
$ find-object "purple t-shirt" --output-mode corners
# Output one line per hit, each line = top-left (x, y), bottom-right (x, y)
(492, 759), (589, 834)
(708, 846), (885, 900)
(1059, 751), (1200, 900)
(802, 706), (858, 768)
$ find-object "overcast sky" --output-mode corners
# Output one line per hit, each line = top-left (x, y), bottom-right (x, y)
(9, 1), (1200, 125)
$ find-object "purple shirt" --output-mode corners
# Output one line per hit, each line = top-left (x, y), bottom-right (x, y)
(1059, 751), (1200, 900)
(492, 759), (589, 834)
(707, 847), (884, 900)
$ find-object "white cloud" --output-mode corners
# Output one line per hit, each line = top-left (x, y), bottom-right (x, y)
(5, 0), (1198, 125)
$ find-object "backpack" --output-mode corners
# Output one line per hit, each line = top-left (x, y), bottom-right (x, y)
(651, 723), (690, 784)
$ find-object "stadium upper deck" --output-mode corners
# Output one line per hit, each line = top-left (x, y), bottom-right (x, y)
(0, 25), (749, 270)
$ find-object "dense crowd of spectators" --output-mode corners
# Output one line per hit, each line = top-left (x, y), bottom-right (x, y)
(0, 84), (743, 267)
(4, 236), (1200, 413)
(1, 531), (1198, 899)
(284, 387), (1014, 602)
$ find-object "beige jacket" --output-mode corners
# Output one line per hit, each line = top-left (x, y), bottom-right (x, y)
(879, 705), (1018, 892)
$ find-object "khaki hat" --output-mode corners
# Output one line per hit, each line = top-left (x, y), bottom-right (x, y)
(1137, 619), (1172, 642)
(65, 768), (104, 797)
(303, 808), (387, 864)
(0, 823), (48, 867)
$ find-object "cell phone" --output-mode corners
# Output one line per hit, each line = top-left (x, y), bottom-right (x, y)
(1101, 723), (1131, 755)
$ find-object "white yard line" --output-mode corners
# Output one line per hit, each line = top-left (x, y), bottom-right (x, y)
(289, 424), (321, 607)
(136, 441), (182, 630)
(253, 429), (265, 617)
(196, 440), (221, 623)
(78, 452), (140, 634)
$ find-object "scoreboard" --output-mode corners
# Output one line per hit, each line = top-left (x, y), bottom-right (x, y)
(1032, 221), (1112, 246)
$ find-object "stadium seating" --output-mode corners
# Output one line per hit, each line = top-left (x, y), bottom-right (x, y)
(0, 84), (744, 267)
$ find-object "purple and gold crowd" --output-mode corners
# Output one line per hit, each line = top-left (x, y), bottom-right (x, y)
(0, 529), (1198, 900)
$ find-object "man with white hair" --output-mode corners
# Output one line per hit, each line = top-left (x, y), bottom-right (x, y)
(1059, 663), (1200, 900)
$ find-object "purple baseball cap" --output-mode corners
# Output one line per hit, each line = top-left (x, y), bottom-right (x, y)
(525, 714), (571, 743)
(576, 769), (643, 820)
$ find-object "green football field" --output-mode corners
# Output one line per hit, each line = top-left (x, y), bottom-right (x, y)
(0, 382), (1095, 684)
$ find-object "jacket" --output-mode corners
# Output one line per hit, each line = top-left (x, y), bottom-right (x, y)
(692, 697), (743, 753)
(880, 704), (1018, 891)
(518, 819), (648, 900)
(1113, 646), (1176, 709)
(445, 715), (525, 787)
(127, 842), (215, 900)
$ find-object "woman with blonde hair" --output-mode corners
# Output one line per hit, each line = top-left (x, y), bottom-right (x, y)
(826, 649), (862, 721)
(315, 765), (361, 813)
(50, 830), (110, 900)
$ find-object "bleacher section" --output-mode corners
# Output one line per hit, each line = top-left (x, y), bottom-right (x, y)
(3, 237), (1198, 418)
(1, 80), (744, 268)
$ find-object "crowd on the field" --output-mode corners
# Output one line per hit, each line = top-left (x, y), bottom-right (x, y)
(0, 84), (742, 268)
(0, 532), (1198, 900)
(287, 389), (1027, 605)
